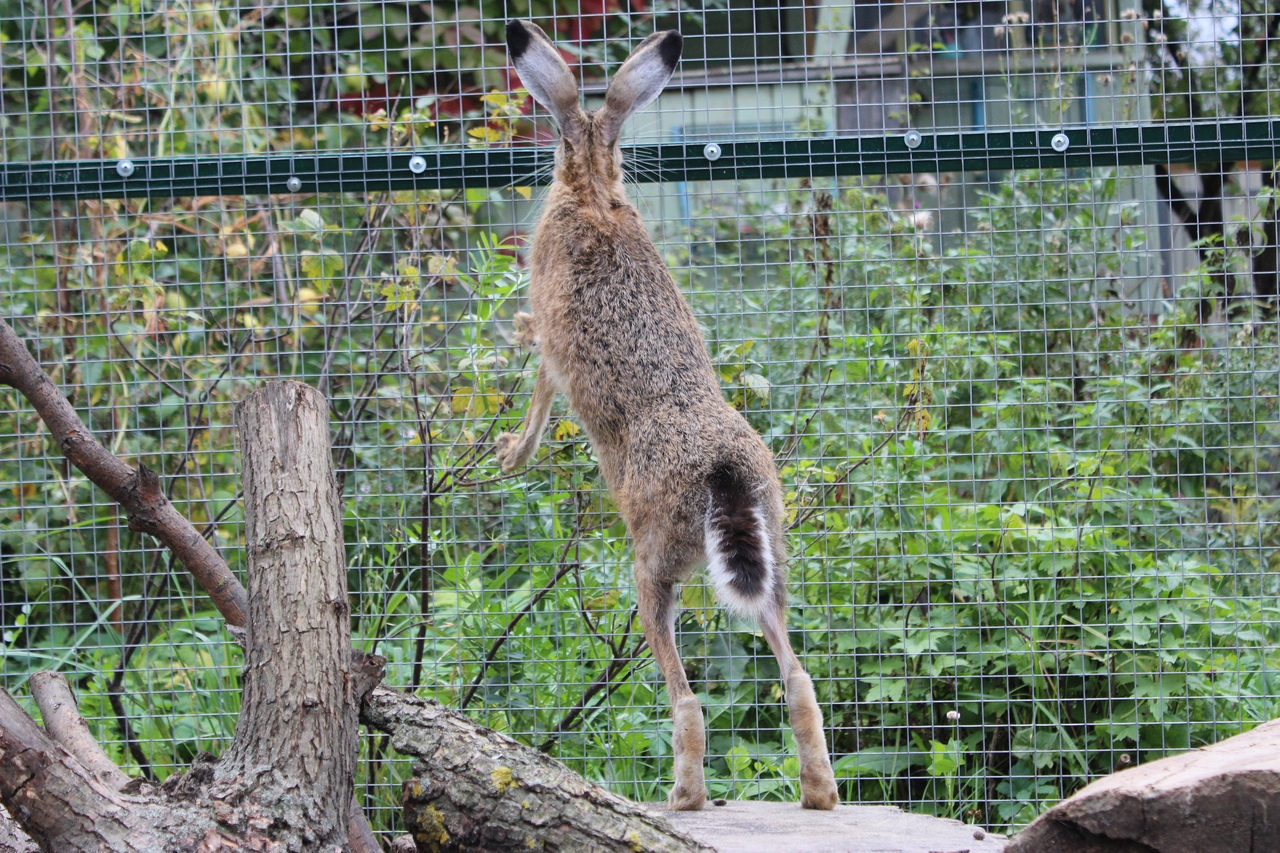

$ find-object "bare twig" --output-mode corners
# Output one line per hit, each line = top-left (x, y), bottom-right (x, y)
(538, 630), (648, 752)
(791, 401), (915, 530)
(776, 365), (835, 464)
(103, 503), (123, 636)
(460, 522), (582, 711)
(318, 196), (395, 397)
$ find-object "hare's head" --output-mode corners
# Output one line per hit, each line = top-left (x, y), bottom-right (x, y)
(507, 20), (681, 192)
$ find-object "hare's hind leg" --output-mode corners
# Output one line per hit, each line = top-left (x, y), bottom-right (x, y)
(636, 572), (706, 811)
(759, 601), (839, 810)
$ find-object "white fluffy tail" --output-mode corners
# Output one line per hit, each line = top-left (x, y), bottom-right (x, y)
(704, 465), (774, 617)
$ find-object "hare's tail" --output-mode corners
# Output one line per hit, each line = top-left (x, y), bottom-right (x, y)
(704, 464), (775, 617)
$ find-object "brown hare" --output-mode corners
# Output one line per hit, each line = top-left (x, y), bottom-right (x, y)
(498, 19), (839, 812)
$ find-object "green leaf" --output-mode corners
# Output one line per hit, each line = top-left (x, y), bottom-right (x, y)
(741, 373), (770, 402)
(299, 250), (344, 293)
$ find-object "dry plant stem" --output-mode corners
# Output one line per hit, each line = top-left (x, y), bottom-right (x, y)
(28, 672), (130, 791)
(791, 400), (915, 530)
(460, 520), (582, 710)
(103, 504), (124, 636)
(317, 195), (395, 397)
(347, 795), (381, 853)
(540, 634), (648, 751)
(0, 318), (250, 628)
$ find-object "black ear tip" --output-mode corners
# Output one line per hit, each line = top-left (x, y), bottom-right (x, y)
(507, 20), (532, 60)
(658, 31), (683, 67)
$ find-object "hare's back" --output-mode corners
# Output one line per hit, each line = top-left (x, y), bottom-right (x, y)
(530, 206), (723, 435)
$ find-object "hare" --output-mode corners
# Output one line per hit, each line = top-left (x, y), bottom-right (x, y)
(498, 19), (839, 812)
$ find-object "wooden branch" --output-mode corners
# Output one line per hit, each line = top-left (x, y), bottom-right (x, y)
(0, 318), (249, 628)
(362, 689), (712, 853)
(1006, 717), (1280, 853)
(0, 692), (160, 852)
(28, 672), (130, 791)
(213, 381), (357, 847)
(348, 796), (382, 853)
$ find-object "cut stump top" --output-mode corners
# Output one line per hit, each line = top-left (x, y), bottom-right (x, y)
(660, 800), (1007, 853)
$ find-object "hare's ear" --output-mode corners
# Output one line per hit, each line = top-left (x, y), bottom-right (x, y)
(507, 20), (585, 144)
(598, 31), (682, 144)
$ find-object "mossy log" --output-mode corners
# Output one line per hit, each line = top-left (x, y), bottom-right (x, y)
(363, 690), (711, 853)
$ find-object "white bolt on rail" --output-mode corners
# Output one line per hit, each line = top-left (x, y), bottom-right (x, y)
(1051, 133), (1071, 153)
(115, 160), (135, 178)
(703, 143), (722, 162)
(286, 177), (302, 193)
(904, 130), (923, 150)
(408, 155), (428, 174)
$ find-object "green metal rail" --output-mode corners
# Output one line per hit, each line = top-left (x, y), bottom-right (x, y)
(2, 119), (1277, 202)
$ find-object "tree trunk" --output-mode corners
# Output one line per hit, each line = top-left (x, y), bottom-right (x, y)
(363, 690), (711, 853)
(208, 382), (359, 847)
(0, 811), (37, 853)
(0, 381), (361, 851)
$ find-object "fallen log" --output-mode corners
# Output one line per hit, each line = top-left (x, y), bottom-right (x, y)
(363, 689), (711, 853)
(0, 812), (36, 853)
(1006, 717), (1280, 853)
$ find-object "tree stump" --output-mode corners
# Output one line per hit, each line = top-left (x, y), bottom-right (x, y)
(0, 381), (360, 851)
(1006, 717), (1280, 853)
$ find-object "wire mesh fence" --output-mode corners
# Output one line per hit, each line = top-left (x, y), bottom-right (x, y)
(1, 0), (1278, 841)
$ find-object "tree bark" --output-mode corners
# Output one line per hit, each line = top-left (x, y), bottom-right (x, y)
(362, 689), (712, 853)
(207, 382), (358, 848)
(0, 690), (174, 852)
(0, 811), (37, 853)
(1006, 717), (1280, 853)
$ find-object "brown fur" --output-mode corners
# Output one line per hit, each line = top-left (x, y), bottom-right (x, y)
(499, 20), (839, 811)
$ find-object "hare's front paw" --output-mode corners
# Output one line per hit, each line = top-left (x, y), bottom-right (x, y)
(512, 312), (539, 351)
(495, 432), (525, 473)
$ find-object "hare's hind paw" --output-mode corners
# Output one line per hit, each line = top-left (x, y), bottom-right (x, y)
(799, 768), (839, 810)
(495, 432), (526, 472)
(512, 312), (539, 351)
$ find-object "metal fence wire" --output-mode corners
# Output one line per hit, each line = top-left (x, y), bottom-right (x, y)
(1, 0), (1278, 841)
